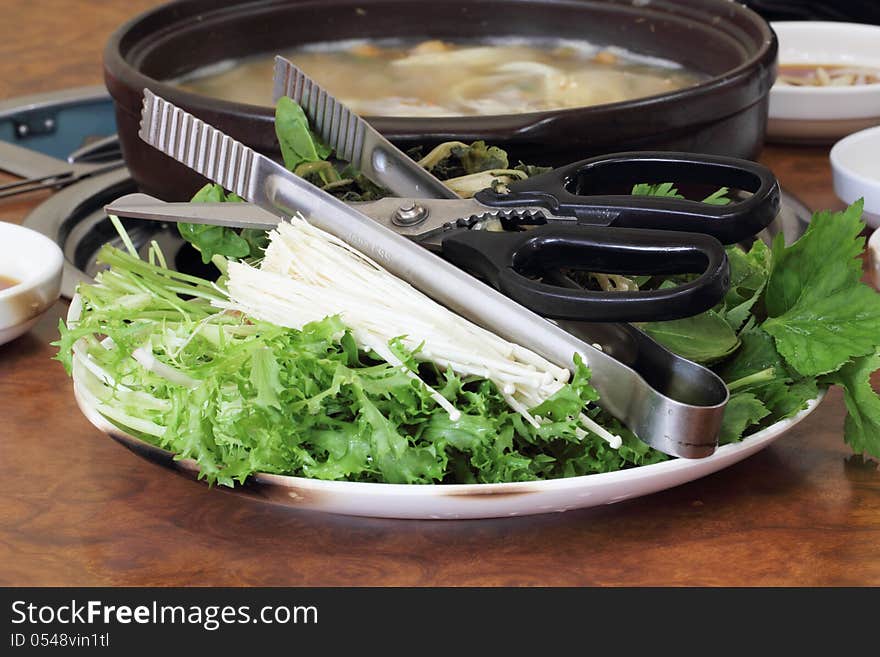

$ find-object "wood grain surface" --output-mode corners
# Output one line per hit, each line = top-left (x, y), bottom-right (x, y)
(0, 0), (878, 587)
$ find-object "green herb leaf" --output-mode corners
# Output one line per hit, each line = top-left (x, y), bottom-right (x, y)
(455, 140), (509, 174)
(275, 95), (332, 171)
(717, 327), (816, 422)
(631, 182), (683, 198)
(825, 350), (880, 458)
(419, 140), (511, 179)
(641, 309), (740, 364)
(760, 201), (880, 377)
(765, 201), (866, 318)
(630, 182), (731, 205)
(720, 392), (770, 444)
(177, 184), (252, 263)
(722, 240), (771, 331)
(701, 187), (732, 205)
(191, 183), (225, 203)
(764, 284), (880, 377)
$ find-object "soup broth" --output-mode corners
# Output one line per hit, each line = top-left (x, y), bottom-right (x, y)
(176, 38), (702, 117)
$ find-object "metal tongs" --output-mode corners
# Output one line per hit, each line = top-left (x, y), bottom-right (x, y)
(118, 86), (732, 460)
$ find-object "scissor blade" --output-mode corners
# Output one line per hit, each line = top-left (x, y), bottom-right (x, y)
(107, 192), (510, 240)
(105, 193), (280, 229)
(272, 56), (457, 200)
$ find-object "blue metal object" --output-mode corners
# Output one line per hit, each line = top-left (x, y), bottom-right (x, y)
(0, 86), (116, 160)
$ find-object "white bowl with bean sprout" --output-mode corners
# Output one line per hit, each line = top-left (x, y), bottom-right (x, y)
(768, 21), (880, 144)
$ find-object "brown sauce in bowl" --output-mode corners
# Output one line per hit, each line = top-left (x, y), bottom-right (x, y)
(0, 275), (20, 291)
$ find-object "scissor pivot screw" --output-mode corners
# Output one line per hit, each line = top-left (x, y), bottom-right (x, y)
(392, 202), (429, 227)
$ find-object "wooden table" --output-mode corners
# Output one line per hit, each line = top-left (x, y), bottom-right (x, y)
(1, 1), (878, 587)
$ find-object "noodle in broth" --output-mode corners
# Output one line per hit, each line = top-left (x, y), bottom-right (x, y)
(176, 38), (702, 117)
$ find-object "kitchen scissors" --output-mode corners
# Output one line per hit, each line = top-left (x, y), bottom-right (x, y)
(269, 56), (780, 323)
(108, 151), (780, 324)
(348, 151), (780, 322)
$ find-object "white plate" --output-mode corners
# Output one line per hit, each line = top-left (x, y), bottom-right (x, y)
(768, 21), (880, 145)
(70, 297), (825, 519)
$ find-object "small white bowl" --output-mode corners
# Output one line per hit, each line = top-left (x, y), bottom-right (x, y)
(0, 222), (63, 346)
(830, 125), (880, 229)
(768, 21), (880, 144)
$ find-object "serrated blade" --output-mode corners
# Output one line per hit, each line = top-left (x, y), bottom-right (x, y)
(139, 88), (263, 203)
(272, 55), (457, 200)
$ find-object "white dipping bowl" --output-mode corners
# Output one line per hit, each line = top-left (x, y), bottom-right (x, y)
(830, 125), (880, 229)
(0, 222), (63, 346)
(768, 21), (880, 144)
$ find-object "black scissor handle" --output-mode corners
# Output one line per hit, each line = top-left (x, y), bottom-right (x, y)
(474, 151), (780, 245)
(441, 224), (730, 323)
